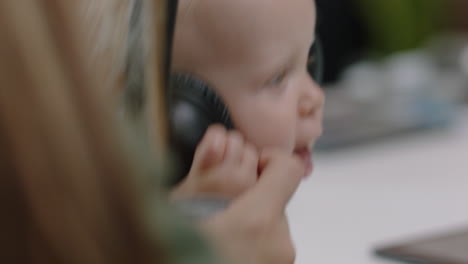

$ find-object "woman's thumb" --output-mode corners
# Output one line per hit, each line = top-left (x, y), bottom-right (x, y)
(192, 124), (226, 171)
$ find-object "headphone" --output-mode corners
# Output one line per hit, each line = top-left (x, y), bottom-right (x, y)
(163, 0), (324, 185)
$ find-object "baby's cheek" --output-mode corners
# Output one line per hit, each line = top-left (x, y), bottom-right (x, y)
(236, 111), (296, 152)
(228, 93), (297, 151)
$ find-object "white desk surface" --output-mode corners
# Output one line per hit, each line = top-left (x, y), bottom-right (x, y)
(288, 107), (468, 264)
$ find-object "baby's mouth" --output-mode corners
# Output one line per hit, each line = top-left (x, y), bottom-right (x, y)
(293, 146), (314, 177)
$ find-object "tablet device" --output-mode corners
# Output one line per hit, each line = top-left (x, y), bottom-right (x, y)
(374, 227), (468, 264)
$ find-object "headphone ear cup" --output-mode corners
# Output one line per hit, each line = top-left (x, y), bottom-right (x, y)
(167, 73), (233, 185)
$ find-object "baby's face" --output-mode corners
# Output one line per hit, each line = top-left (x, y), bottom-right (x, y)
(173, 0), (324, 171)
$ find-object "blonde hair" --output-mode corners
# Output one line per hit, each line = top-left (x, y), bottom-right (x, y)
(78, 0), (132, 94)
(0, 0), (191, 263)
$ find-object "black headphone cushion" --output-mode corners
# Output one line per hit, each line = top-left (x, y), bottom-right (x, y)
(167, 73), (233, 184)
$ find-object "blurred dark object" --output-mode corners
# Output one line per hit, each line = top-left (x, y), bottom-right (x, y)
(316, 0), (369, 85)
(447, 0), (468, 33)
(375, 227), (468, 264)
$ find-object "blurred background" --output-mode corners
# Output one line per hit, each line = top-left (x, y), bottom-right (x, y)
(314, 0), (468, 149)
(289, 1), (468, 263)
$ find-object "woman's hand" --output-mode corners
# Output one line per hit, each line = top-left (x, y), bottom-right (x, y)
(201, 150), (305, 264)
(170, 124), (259, 200)
(170, 125), (305, 264)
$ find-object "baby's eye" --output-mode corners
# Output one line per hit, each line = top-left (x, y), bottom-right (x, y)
(268, 72), (286, 87)
(307, 54), (315, 67)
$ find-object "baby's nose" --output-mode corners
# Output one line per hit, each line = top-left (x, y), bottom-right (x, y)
(298, 80), (324, 119)
(299, 98), (314, 118)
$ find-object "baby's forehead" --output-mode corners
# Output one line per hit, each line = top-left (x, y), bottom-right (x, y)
(186, 0), (313, 39)
(174, 0), (316, 71)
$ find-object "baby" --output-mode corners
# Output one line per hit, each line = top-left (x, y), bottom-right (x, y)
(170, 0), (324, 199)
